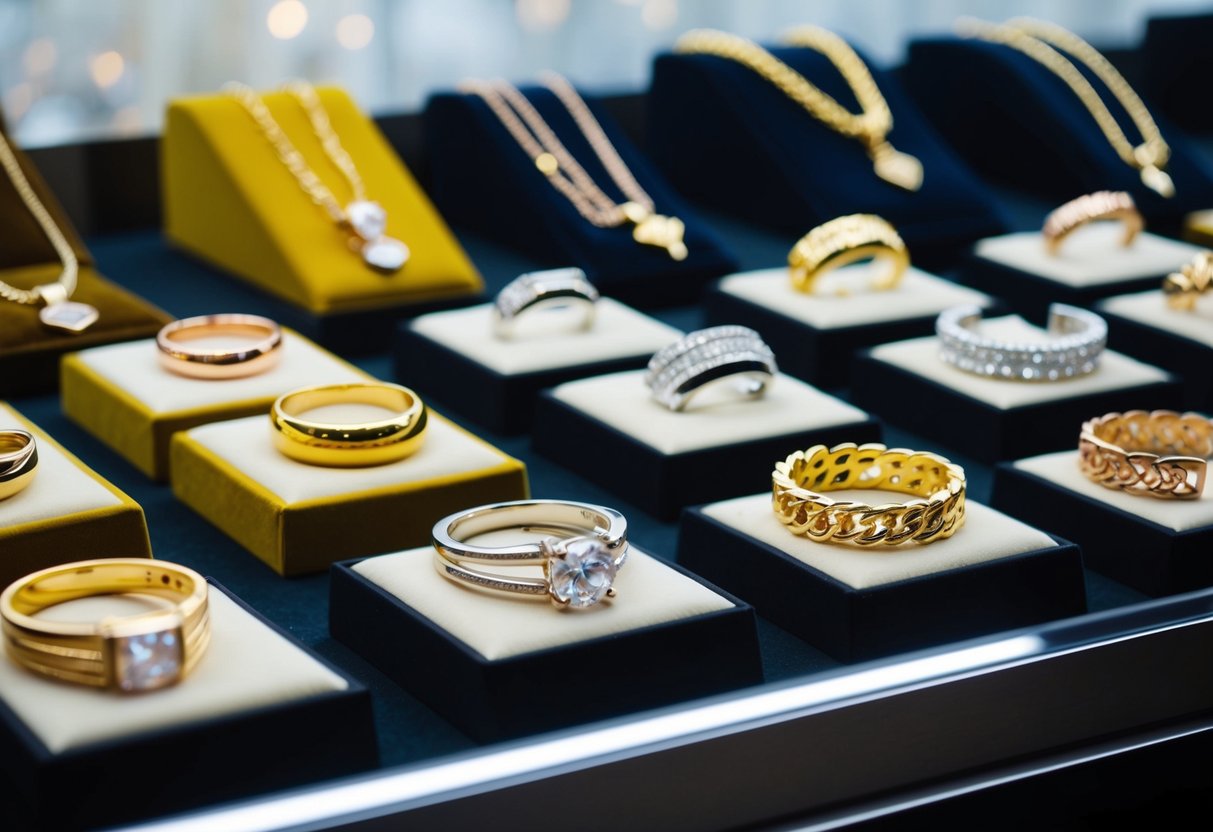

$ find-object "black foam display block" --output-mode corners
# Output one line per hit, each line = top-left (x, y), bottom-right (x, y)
(992, 462), (1213, 598)
(678, 505), (1086, 663)
(850, 348), (1184, 463)
(1099, 308), (1213, 412)
(532, 390), (882, 521)
(0, 582), (377, 831)
(394, 320), (654, 435)
(329, 557), (764, 743)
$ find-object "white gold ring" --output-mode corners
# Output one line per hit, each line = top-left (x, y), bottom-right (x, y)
(936, 304), (1107, 382)
(645, 325), (777, 411)
(493, 268), (599, 338)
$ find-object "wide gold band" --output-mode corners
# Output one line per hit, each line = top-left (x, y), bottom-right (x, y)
(772, 442), (966, 546)
(0, 559), (210, 692)
(1162, 251), (1213, 311)
(1078, 410), (1212, 499)
(157, 314), (283, 379)
(1042, 191), (1143, 256)
(0, 429), (37, 501)
(270, 382), (428, 467)
(788, 214), (909, 295)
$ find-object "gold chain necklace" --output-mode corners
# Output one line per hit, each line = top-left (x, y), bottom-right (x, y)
(225, 81), (410, 272)
(958, 17), (1173, 198)
(459, 72), (688, 261)
(0, 129), (98, 333)
(675, 28), (923, 192)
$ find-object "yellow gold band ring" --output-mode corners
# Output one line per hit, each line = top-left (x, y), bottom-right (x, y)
(270, 382), (428, 467)
(1042, 191), (1143, 256)
(0, 559), (210, 692)
(788, 214), (909, 295)
(157, 314), (283, 379)
(0, 430), (37, 501)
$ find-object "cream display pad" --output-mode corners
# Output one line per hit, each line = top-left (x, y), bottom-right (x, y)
(870, 316), (1169, 410)
(1014, 450), (1213, 533)
(0, 587), (348, 753)
(717, 266), (992, 329)
(1099, 290), (1213, 348)
(549, 370), (869, 455)
(409, 298), (682, 375)
(975, 227), (1201, 287)
(184, 409), (510, 503)
(0, 401), (120, 529)
(354, 539), (735, 661)
(701, 493), (1055, 590)
(76, 330), (365, 413)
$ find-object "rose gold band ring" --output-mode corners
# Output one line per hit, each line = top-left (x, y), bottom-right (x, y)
(1042, 191), (1143, 256)
(157, 314), (283, 379)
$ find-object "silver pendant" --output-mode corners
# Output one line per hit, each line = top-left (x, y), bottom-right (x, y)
(40, 301), (99, 333)
(346, 200), (408, 273)
(362, 237), (410, 272)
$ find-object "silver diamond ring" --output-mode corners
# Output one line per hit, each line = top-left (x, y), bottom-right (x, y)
(493, 268), (600, 338)
(645, 325), (777, 411)
(936, 304), (1107, 382)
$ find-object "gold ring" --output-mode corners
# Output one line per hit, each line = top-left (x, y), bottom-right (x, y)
(1042, 191), (1143, 256)
(157, 314), (283, 379)
(1079, 410), (1213, 499)
(0, 559), (210, 692)
(1162, 251), (1213, 311)
(772, 443), (966, 546)
(788, 214), (909, 295)
(270, 382), (428, 467)
(0, 430), (37, 501)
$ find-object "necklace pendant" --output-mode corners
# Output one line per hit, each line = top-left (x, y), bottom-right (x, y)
(345, 200), (408, 273)
(361, 236), (410, 273)
(869, 141), (924, 192)
(40, 301), (99, 333)
(631, 212), (689, 261)
(1140, 164), (1175, 198)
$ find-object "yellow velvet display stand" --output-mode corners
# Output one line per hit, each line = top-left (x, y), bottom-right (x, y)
(0, 401), (151, 588)
(162, 87), (482, 316)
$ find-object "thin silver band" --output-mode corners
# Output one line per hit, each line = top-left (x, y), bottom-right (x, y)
(431, 499), (628, 565)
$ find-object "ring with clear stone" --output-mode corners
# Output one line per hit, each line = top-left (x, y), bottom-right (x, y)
(493, 267), (600, 339)
(0, 559), (211, 692)
(644, 325), (778, 411)
(432, 499), (628, 610)
(935, 304), (1107, 382)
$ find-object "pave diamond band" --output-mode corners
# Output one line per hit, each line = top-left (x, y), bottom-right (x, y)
(936, 304), (1107, 382)
(432, 499), (628, 609)
(493, 268), (600, 338)
(645, 326), (777, 411)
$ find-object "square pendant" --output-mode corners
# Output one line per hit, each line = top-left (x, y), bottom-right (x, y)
(40, 301), (99, 333)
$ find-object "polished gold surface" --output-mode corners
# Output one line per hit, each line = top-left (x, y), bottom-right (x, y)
(1042, 191), (1143, 255)
(773, 443), (966, 546)
(156, 314), (283, 379)
(0, 429), (37, 501)
(1078, 410), (1213, 499)
(1162, 251), (1213, 311)
(270, 382), (428, 467)
(0, 559), (210, 691)
(788, 214), (908, 295)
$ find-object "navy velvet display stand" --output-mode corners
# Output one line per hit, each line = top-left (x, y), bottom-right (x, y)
(1143, 13), (1213, 133)
(903, 37), (1213, 226)
(645, 43), (1007, 266)
(424, 86), (738, 306)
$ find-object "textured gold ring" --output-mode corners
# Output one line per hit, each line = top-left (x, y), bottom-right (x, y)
(270, 382), (428, 467)
(1078, 410), (1213, 499)
(0, 559), (210, 692)
(1162, 251), (1213, 311)
(157, 314), (283, 379)
(788, 214), (908, 295)
(773, 442), (966, 546)
(0, 430), (37, 501)
(1042, 191), (1143, 256)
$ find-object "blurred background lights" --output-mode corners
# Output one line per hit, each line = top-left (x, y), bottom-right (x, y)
(516, 0), (571, 32)
(641, 0), (678, 31)
(22, 39), (58, 77)
(267, 0), (309, 40)
(336, 13), (375, 50)
(89, 51), (125, 89)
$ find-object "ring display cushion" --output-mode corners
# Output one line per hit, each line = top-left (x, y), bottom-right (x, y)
(994, 450), (1213, 597)
(959, 225), (1202, 321)
(678, 495), (1085, 662)
(0, 581), (375, 830)
(902, 37), (1213, 223)
(395, 298), (682, 434)
(704, 264), (996, 388)
(423, 86), (739, 305)
(170, 411), (528, 575)
(1098, 290), (1213, 411)
(1143, 13), (1213, 133)
(61, 328), (370, 481)
(162, 87), (482, 331)
(0, 401), (150, 589)
(330, 541), (762, 742)
(645, 44), (1007, 264)
(533, 369), (880, 520)
(850, 316), (1182, 463)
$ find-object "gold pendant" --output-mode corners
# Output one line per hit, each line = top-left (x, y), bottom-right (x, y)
(1140, 164), (1175, 198)
(869, 141), (924, 192)
(621, 201), (689, 261)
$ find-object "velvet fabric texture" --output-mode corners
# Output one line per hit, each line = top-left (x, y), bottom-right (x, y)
(903, 37), (1213, 223)
(423, 85), (739, 305)
(645, 44), (1007, 262)
(1143, 13), (1213, 133)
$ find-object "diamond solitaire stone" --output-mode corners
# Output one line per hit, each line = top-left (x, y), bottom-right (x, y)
(548, 539), (617, 608)
(39, 301), (99, 333)
(346, 200), (387, 241)
(114, 629), (183, 692)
